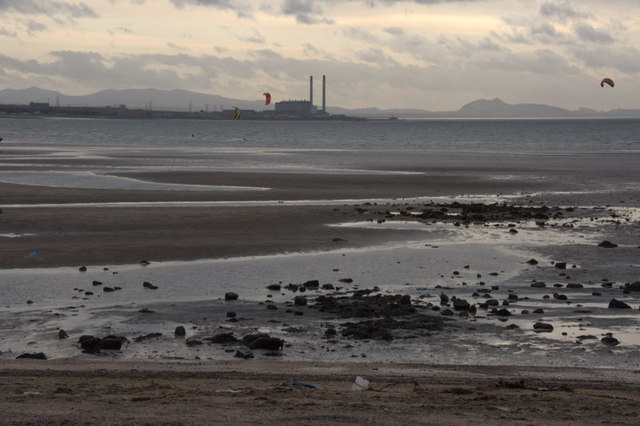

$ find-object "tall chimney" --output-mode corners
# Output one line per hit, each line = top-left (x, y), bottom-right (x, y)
(309, 75), (313, 106)
(322, 75), (326, 113)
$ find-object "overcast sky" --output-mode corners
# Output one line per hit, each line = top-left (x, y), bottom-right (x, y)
(0, 0), (638, 111)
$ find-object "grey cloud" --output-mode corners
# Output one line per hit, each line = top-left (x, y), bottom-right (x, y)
(573, 22), (614, 44)
(0, 27), (17, 37)
(0, 0), (98, 18)
(169, 0), (254, 18)
(343, 27), (379, 42)
(572, 46), (640, 74)
(281, 0), (333, 24)
(238, 30), (266, 44)
(539, 0), (586, 22)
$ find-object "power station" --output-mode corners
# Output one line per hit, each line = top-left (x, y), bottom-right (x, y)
(275, 75), (327, 117)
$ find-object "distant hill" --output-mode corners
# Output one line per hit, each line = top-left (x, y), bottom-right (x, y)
(1, 87), (639, 118)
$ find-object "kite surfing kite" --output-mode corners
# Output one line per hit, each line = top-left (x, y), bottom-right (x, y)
(233, 107), (241, 120)
(263, 92), (271, 105)
(600, 78), (614, 88)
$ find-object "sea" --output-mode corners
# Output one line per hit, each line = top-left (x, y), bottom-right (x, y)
(1, 116), (639, 194)
(1, 116), (640, 363)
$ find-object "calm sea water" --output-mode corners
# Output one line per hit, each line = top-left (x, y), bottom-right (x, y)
(2, 117), (640, 152)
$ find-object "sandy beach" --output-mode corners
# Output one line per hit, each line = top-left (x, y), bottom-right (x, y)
(2, 140), (640, 423)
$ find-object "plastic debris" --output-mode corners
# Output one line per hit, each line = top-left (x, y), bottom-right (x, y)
(286, 379), (318, 389)
(351, 376), (370, 391)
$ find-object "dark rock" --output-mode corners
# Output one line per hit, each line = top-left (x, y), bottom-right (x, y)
(103, 286), (114, 292)
(175, 326), (186, 337)
(79, 266), (87, 272)
(526, 259), (538, 265)
(601, 335), (620, 346)
(493, 308), (511, 317)
(533, 322), (554, 332)
(58, 329), (69, 339)
(553, 292), (568, 301)
(92, 280), (102, 286)
(566, 283), (584, 289)
(242, 333), (271, 345)
(208, 333), (238, 344)
(598, 240), (618, 248)
(555, 262), (567, 269)
(303, 280), (320, 289)
(531, 282), (546, 288)
(143, 281), (158, 290)
(100, 336), (127, 350)
(248, 337), (284, 350)
(608, 299), (631, 309)
(399, 294), (411, 305)
(185, 338), (203, 347)
(533, 308), (544, 314)
(79, 336), (103, 353)
(441, 308), (454, 316)
(226, 311), (237, 318)
(321, 283), (335, 290)
(225, 292), (239, 301)
(266, 284), (281, 291)
(294, 295), (307, 306)
(625, 282), (640, 292)
(235, 348), (254, 359)
(16, 352), (47, 360)
(452, 297), (470, 311)
(324, 327), (337, 338)
(439, 293), (449, 305)
(134, 333), (162, 343)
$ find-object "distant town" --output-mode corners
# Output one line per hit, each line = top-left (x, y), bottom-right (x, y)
(0, 100), (366, 121)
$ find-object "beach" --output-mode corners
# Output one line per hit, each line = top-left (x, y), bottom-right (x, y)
(1, 119), (640, 423)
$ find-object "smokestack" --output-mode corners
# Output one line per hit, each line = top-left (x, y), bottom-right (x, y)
(322, 75), (326, 113)
(309, 75), (313, 106)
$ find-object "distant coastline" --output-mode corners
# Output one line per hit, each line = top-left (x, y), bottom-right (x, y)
(1, 87), (640, 119)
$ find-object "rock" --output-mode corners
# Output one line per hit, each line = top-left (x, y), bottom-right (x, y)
(533, 308), (544, 314)
(266, 284), (281, 291)
(566, 283), (584, 289)
(321, 283), (335, 290)
(303, 280), (320, 289)
(324, 327), (337, 338)
(100, 336), (127, 350)
(294, 295), (307, 306)
(533, 322), (553, 332)
(225, 292), (239, 301)
(174, 326), (186, 337)
(601, 335), (620, 346)
(185, 338), (203, 347)
(399, 294), (411, 305)
(554, 262), (567, 269)
(58, 329), (69, 339)
(143, 281), (158, 290)
(608, 299), (632, 309)
(452, 297), (470, 311)
(439, 293), (449, 305)
(235, 348), (254, 359)
(79, 336), (102, 354)
(16, 353), (47, 360)
(134, 333), (162, 343)
(441, 308), (454, 316)
(248, 337), (284, 350)
(103, 286), (114, 292)
(226, 311), (237, 318)
(526, 259), (538, 265)
(531, 281), (546, 288)
(79, 266), (87, 272)
(208, 333), (238, 344)
(493, 308), (511, 317)
(598, 240), (618, 248)
(625, 282), (640, 292)
(92, 280), (102, 286)
(553, 292), (568, 301)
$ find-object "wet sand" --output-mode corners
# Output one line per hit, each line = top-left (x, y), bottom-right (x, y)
(2, 163), (640, 423)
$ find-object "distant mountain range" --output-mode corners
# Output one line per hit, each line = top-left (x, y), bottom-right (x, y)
(1, 87), (639, 119)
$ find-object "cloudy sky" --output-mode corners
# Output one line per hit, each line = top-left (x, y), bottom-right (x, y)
(0, 0), (638, 111)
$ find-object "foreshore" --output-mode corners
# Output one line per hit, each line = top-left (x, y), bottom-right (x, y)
(1, 155), (640, 423)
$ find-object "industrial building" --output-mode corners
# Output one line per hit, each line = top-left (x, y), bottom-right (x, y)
(275, 75), (327, 117)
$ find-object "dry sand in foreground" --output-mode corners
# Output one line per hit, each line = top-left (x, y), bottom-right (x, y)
(2, 359), (640, 425)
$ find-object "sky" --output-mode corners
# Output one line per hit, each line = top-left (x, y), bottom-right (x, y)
(0, 0), (638, 111)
